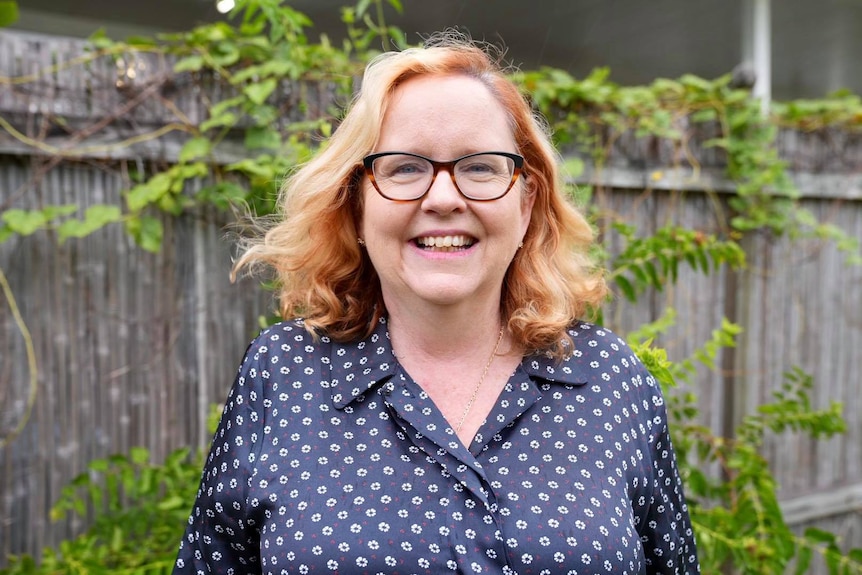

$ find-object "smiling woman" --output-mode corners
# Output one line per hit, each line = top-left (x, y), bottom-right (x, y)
(358, 73), (533, 324)
(173, 31), (700, 575)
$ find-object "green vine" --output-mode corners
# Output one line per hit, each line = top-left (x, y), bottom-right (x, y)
(634, 332), (858, 574)
(516, 67), (862, 265)
(0, 265), (37, 450)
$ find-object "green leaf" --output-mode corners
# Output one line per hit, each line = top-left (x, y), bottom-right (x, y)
(87, 28), (114, 50)
(690, 108), (718, 123)
(125, 215), (163, 253)
(157, 192), (183, 216)
(174, 54), (205, 73)
(0, 1), (19, 27)
(43, 204), (80, 219)
(127, 173), (172, 212)
(179, 137), (212, 162)
(643, 260), (661, 289)
(355, 0), (373, 16)
(561, 156), (585, 180)
(200, 111), (238, 132)
(88, 458), (110, 472)
(631, 263), (649, 286)
(249, 103), (278, 126)
(244, 126), (281, 150)
(109, 525), (123, 553)
(614, 275), (637, 302)
(197, 182), (247, 210)
(227, 157), (276, 178)
(680, 74), (716, 92)
(130, 447), (150, 466)
(388, 26), (406, 49)
(176, 161), (209, 181)
(125, 35), (158, 47)
(804, 527), (839, 546)
(156, 495), (187, 511)
(212, 42), (240, 67)
(57, 205), (122, 241)
(165, 448), (190, 468)
(209, 96), (244, 116)
(1, 205), (78, 237)
(243, 78), (277, 105)
(1, 209), (48, 235)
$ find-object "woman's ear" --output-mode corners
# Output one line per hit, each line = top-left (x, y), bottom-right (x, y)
(519, 175), (537, 236)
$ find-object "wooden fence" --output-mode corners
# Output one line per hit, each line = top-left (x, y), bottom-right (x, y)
(1, 29), (861, 570)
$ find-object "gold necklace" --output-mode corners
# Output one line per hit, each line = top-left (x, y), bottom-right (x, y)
(455, 325), (505, 434)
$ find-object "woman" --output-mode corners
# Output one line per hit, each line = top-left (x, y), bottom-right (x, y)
(173, 34), (699, 575)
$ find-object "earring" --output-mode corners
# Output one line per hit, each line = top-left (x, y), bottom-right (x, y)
(518, 241), (524, 249)
(357, 238), (366, 246)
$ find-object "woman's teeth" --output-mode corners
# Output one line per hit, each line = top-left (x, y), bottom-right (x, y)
(415, 235), (474, 251)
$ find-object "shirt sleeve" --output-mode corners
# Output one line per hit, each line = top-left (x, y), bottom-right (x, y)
(172, 336), (269, 575)
(637, 365), (700, 574)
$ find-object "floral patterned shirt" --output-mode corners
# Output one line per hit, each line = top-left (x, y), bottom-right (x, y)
(173, 317), (699, 575)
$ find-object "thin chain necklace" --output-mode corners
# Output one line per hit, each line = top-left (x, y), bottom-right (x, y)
(455, 325), (505, 434)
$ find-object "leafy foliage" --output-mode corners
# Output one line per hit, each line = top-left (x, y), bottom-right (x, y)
(609, 222), (746, 302)
(633, 334), (857, 574)
(1, 447), (202, 574)
(515, 68), (861, 264)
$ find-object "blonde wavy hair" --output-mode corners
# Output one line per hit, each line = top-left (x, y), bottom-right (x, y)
(233, 33), (607, 358)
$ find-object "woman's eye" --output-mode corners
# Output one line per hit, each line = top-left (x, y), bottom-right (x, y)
(393, 163), (423, 174)
(458, 160), (502, 177)
(463, 162), (493, 173)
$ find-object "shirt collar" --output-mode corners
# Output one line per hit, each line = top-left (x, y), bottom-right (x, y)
(328, 318), (589, 410)
(327, 317), (398, 409)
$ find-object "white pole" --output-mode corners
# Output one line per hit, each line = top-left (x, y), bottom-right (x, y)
(751, 0), (772, 115)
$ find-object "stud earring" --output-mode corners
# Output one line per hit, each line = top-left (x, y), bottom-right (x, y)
(357, 238), (366, 246)
(518, 241), (524, 249)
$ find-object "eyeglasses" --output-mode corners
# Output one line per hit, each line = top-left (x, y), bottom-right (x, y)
(362, 151), (525, 201)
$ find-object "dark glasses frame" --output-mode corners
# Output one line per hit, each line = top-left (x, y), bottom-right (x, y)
(362, 151), (525, 201)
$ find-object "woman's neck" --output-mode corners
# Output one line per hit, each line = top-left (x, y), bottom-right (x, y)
(385, 300), (506, 363)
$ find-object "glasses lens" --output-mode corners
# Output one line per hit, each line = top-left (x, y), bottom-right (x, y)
(454, 154), (516, 200)
(371, 154), (433, 200)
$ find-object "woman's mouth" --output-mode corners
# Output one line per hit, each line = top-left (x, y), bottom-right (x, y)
(413, 235), (476, 252)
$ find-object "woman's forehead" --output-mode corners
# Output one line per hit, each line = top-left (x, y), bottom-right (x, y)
(376, 75), (516, 155)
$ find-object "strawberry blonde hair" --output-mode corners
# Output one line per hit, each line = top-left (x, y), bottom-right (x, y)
(233, 32), (606, 358)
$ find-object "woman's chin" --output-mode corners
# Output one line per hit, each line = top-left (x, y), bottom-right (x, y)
(395, 276), (497, 309)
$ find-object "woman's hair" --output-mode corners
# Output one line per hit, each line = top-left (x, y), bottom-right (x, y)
(232, 31), (607, 358)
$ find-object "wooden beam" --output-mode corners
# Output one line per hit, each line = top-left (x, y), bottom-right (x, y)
(569, 164), (862, 202)
(781, 483), (862, 525)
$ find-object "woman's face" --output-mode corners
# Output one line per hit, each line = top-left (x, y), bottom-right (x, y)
(359, 74), (535, 313)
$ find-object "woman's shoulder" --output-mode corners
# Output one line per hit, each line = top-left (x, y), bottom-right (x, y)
(240, 318), (328, 362)
(563, 321), (633, 355)
(253, 317), (327, 342)
(230, 319), (333, 399)
(563, 321), (655, 383)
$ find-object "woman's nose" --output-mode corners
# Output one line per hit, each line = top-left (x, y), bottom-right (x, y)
(420, 170), (467, 213)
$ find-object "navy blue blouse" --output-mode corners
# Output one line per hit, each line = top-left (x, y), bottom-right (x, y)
(173, 317), (699, 574)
